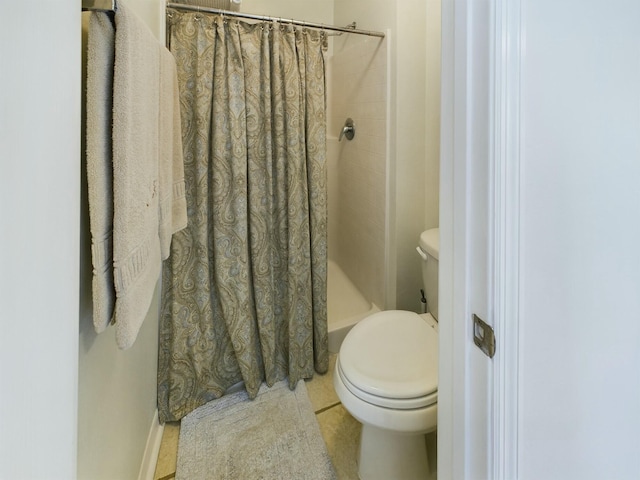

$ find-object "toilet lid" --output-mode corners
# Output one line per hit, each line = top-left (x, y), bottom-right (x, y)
(339, 310), (438, 401)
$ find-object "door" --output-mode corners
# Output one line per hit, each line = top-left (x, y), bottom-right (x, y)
(440, 0), (640, 479)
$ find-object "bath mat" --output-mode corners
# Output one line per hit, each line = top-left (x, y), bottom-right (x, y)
(176, 380), (337, 480)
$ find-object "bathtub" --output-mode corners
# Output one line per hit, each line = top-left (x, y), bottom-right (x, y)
(327, 260), (380, 353)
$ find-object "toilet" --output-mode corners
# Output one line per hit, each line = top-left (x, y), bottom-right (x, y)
(333, 228), (439, 480)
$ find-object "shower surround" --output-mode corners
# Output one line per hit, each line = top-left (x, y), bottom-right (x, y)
(326, 32), (388, 349)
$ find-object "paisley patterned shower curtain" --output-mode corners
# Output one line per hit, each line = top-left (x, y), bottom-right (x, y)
(158, 12), (329, 422)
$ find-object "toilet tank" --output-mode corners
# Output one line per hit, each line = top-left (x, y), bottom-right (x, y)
(418, 228), (439, 320)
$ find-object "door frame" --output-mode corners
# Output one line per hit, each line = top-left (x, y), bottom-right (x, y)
(438, 0), (472, 477)
(438, 0), (522, 478)
(489, 0), (522, 478)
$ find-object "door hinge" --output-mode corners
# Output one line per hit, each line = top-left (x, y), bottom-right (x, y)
(473, 314), (496, 358)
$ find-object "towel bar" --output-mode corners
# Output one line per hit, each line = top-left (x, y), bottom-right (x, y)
(82, 0), (116, 12)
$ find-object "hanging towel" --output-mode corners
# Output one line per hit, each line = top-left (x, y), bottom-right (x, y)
(158, 49), (187, 260)
(84, 0), (186, 348)
(112, 1), (163, 349)
(86, 12), (116, 333)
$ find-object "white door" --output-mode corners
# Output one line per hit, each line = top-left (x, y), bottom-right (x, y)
(439, 0), (640, 479)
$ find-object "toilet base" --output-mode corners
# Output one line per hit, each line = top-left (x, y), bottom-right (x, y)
(358, 424), (430, 480)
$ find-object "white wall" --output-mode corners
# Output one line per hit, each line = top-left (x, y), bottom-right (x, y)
(325, 0), (394, 310)
(77, 2), (165, 479)
(333, 0), (441, 311)
(240, 0), (392, 308)
(394, 0), (429, 311)
(0, 2), (80, 479)
(424, 0), (441, 230)
(396, 0), (441, 311)
(242, 1), (441, 312)
(246, 0), (387, 305)
(329, 34), (388, 308)
(0, 1), (439, 477)
(518, 1), (640, 478)
(240, 0), (333, 24)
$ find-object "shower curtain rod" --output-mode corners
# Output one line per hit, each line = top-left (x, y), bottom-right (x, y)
(82, 1), (384, 38)
(165, 3), (386, 38)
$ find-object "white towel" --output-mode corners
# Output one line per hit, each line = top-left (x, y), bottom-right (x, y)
(85, 1), (186, 349)
(112, 1), (163, 349)
(158, 49), (188, 259)
(86, 12), (116, 333)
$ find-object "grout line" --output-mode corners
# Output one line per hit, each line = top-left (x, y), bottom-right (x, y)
(314, 401), (341, 415)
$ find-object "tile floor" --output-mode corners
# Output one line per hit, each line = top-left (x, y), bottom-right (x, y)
(153, 354), (436, 480)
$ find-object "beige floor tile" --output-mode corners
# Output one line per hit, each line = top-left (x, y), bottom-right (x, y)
(316, 404), (361, 480)
(306, 353), (340, 413)
(154, 422), (180, 480)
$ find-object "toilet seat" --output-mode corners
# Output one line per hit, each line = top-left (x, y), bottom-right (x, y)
(338, 310), (438, 410)
(338, 361), (437, 409)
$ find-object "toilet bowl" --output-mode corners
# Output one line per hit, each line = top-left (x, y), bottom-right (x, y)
(333, 228), (439, 480)
(334, 311), (438, 479)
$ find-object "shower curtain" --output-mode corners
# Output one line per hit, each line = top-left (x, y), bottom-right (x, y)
(158, 12), (329, 422)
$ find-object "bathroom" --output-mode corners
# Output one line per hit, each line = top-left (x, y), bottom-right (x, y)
(75, 0), (441, 478)
(5, 0), (640, 478)
(5, 0), (443, 476)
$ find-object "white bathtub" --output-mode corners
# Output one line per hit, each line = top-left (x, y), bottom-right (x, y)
(327, 260), (380, 353)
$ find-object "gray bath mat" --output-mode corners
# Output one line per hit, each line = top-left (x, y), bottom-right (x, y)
(176, 380), (337, 480)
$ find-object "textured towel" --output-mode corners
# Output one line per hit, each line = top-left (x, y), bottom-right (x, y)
(112, 1), (163, 349)
(86, 12), (116, 333)
(85, 1), (185, 348)
(158, 49), (187, 260)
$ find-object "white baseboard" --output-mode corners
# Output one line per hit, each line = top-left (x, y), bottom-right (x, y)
(138, 409), (165, 480)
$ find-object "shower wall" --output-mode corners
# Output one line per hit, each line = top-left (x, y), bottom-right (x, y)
(202, 1), (439, 314)
(335, 0), (441, 312)
(327, 35), (388, 310)
(241, 0), (333, 25)
(243, 0), (389, 310)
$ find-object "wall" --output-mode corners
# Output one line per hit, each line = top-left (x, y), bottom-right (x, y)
(77, 1), (165, 479)
(334, 0), (396, 309)
(244, 0), (441, 312)
(0, 1), (439, 478)
(395, 0), (442, 311)
(240, 0), (333, 23)
(424, 0), (441, 230)
(335, 0), (440, 310)
(0, 2), (80, 479)
(328, 34), (388, 308)
(518, 1), (640, 477)
(393, 0), (429, 311)
(241, 0), (392, 310)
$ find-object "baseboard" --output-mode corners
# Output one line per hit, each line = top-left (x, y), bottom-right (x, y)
(138, 409), (165, 480)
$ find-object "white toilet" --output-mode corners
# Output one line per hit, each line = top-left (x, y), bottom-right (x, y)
(333, 228), (439, 480)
